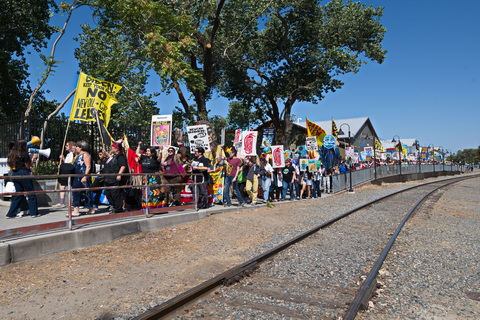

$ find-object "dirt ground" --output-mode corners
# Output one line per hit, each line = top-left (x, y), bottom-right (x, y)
(0, 199), (309, 320)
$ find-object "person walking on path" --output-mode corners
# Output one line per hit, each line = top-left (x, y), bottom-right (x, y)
(223, 149), (245, 207)
(5, 140), (40, 218)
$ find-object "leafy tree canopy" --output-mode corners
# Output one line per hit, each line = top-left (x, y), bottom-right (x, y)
(74, 0), (386, 147)
(449, 147), (480, 165)
(79, 0), (278, 125)
(0, 0), (58, 120)
(221, 0), (387, 145)
(75, 25), (159, 128)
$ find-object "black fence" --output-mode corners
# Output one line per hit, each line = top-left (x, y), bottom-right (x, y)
(0, 116), (150, 161)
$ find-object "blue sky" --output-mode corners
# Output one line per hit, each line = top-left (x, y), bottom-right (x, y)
(27, 0), (479, 154)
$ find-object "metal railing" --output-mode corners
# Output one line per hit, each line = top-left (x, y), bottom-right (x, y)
(1, 163), (463, 238)
(331, 163), (462, 193)
(0, 172), (203, 235)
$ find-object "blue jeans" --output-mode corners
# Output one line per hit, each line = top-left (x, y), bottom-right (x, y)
(223, 175), (244, 204)
(282, 181), (294, 200)
(312, 180), (321, 198)
(6, 169), (38, 217)
(72, 178), (91, 208)
(262, 176), (272, 201)
(294, 179), (300, 198)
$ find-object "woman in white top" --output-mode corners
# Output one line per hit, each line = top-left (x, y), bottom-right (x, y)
(260, 157), (274, 202)
(53, 141), (76, 208)
(299, 167), (312, 199)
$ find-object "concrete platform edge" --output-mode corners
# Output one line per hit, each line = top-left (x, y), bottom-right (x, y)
(0, 210), (208, 266)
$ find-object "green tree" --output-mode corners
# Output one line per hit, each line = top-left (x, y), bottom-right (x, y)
(75, 25), (159, 129)
(221, 0), (387, 146)
(450, 147), (480, 165)
(226, 101), (265, 131)
(0, 0), (58, 120)
(82, 0), (276, 124)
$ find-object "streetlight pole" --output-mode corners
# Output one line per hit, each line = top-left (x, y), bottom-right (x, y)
(392, 135), (402, 175)
(339, 123), (354, 193)
(428, 144), (435, 173)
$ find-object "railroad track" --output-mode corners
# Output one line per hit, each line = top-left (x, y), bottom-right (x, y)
(132, 174), (478, 320)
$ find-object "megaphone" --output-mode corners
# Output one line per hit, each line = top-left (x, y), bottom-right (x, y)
(28, 148), (51, 159)
(27, 136), (41, 146)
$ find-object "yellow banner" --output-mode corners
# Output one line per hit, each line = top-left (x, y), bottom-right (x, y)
(374, 137), (384, 152)
(306, 118), (327, 146)
(69, 72), (122, 127)
(331, 118), (338, 139)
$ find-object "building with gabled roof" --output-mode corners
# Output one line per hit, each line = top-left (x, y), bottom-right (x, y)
(295, 117), (380, 151)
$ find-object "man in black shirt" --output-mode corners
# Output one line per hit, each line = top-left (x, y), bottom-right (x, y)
(191, 147), (211, 209)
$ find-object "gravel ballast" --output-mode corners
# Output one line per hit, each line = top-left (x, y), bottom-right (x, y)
(0, 174), (477, 319)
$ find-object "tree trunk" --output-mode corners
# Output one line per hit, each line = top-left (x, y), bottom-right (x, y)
(282, 96), (295, 147)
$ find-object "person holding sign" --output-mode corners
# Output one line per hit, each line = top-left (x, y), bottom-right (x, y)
(159, 146), (186, 207)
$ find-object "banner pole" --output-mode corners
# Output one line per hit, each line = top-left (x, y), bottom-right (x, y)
(93, 109), (107, 152)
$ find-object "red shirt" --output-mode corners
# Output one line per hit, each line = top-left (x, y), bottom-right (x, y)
(226, 157), (242, 177)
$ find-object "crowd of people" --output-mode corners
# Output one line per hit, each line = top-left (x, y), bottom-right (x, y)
(6, 139), (424, 219)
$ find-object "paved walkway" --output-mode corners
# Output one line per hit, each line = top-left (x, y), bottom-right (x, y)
(0, 194), (333, 266)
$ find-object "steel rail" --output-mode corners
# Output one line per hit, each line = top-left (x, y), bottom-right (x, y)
(132, 174), (478, 320)
(342, 177), (467, 319)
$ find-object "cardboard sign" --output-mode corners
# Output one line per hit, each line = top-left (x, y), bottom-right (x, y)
(151, 115), (172, 147)
(187, 125), (211, 153)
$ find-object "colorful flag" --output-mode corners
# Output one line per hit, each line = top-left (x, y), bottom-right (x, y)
(332, 118), (338, 139)
(374, 137), (384, 152)
(306, 118), (327, 147)
(70, 72), (122, 127)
